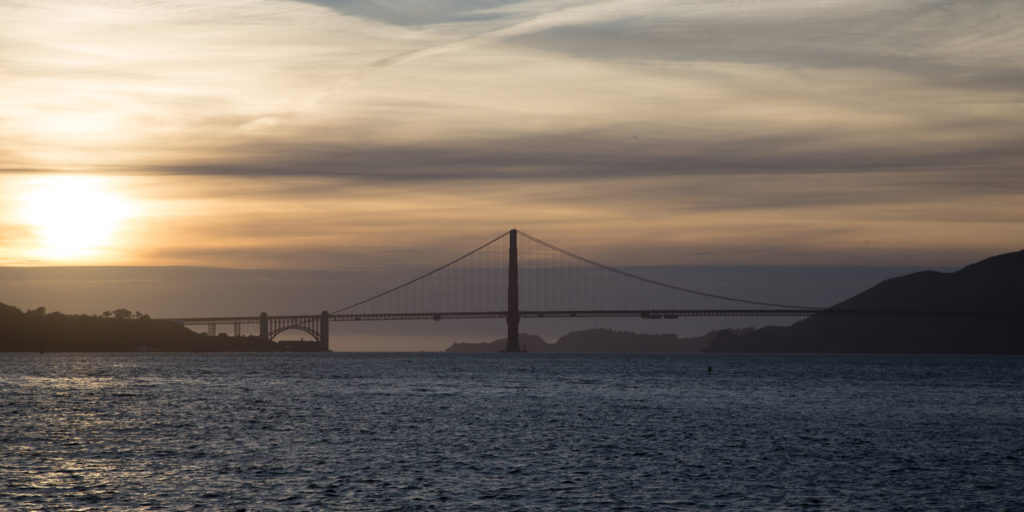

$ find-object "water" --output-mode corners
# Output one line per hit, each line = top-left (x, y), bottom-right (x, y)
(1, 353), (1022, 511)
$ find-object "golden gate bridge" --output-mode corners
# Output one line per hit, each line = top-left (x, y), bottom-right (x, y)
(173, 229), (828, 352)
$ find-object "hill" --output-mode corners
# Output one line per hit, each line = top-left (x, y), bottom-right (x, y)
(0, 302), (289, 352)
(445, 328), (718, 353)
(705, 250), (1024, 353)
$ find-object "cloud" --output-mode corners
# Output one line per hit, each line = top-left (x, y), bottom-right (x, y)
(299, 0), (526, 26)
(507, 1), (1024, 68)
(4, 0), (1022, 176)
(2, 0), (1023, 269)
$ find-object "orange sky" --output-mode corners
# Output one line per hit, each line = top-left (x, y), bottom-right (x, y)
(2, 0), (1024, 270)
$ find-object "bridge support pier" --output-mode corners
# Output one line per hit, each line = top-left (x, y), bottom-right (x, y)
(506, 313), (520, 352)
(504, 228), (523, 353)
(259, 312), (268, 340)
(320, 311), (330, 351)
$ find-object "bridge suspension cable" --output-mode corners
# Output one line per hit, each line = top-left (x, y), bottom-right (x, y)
(331, 231), (509, 315)
(516, 230), (819, 311)
(331, 229), (823, 317)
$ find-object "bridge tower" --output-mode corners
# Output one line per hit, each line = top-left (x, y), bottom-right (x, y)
(259, 312), (269, 340)
(504, 228), (522, 352)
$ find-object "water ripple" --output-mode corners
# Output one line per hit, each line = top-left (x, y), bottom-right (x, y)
(0, 353), (1022, 510)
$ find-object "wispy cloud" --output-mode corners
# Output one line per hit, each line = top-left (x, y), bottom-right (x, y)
(4, 0), (1022, 172)
(1, 0), (1022, 268)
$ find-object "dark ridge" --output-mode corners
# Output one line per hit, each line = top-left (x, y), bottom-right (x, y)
(0, 303), (303, 352)
(445, 328), (719, 353)
(706, 249), (1024, 353)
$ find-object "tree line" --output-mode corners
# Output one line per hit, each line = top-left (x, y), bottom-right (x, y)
(0, 302), (283, 352)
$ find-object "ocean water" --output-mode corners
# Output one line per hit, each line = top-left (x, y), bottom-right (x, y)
(1, 352), (1022, 511)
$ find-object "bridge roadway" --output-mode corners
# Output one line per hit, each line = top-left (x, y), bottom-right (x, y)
(173, 308), (1022, 325)
(172, 309), (817, 326)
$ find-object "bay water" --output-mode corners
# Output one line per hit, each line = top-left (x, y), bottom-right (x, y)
(1, 353), (1022, 510)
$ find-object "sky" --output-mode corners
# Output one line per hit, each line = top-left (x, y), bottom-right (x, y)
(2, 0), (1023, 347)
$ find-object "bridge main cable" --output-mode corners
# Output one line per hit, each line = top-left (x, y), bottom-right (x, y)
(516, 230), (823, 312)
(330, 231), (509, 315)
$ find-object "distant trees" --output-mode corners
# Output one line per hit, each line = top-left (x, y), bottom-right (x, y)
(0, 301), (275, 352)
(101, 309), (150, 320)
(13, 306), (151, 321)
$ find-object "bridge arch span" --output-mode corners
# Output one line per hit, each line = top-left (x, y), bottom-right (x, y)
(258, 311), (330, 349)
(268, 325), (321, 342)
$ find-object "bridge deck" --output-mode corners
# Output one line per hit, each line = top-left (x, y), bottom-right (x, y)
(169, 308), (1021, 325)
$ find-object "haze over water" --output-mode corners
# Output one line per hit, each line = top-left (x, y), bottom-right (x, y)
(2, 352), (1021, 510)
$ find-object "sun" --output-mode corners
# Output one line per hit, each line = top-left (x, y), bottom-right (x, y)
(16, 175), (135, 262)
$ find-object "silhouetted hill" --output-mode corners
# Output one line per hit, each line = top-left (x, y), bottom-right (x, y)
(446, 334), (549, 353)
(445, 328), (717, 353)
(706, 250), (1024, 353)
(0, 302), (291, 352)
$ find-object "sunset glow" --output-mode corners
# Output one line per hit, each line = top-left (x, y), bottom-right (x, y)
(1, 0), (1022, 271)
(14, 176), (135, 263)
